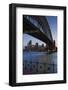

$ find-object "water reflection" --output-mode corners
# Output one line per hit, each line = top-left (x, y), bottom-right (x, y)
(23, 52), (57, 75)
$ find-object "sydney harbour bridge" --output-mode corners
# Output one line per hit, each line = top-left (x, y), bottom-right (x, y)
(23, 15), (56, 51)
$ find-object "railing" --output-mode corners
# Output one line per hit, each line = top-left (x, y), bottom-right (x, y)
(23, 60), (57, 75)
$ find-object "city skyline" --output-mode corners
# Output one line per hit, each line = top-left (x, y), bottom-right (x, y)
(23, 16), (57, 47)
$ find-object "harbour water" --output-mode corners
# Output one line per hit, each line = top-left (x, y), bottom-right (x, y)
(23, 51), (57, 75)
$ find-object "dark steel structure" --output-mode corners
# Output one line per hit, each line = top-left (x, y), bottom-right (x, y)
(23, 15), (55, 50)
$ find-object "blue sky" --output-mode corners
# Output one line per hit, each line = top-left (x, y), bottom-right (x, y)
(23, 16), (57, 47)
(46, 16), (57, 45)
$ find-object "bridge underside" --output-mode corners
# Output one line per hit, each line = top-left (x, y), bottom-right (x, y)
(23, 16), (55, 50)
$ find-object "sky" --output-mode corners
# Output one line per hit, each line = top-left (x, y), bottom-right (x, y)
(23, 16), (57, 47)
(46, 16), (57, 45)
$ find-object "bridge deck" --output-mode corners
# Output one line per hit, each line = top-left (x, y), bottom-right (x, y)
(23, 15), (54, 48)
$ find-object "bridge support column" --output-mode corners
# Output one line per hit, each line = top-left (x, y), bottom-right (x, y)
(46, 40), (57, 53)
